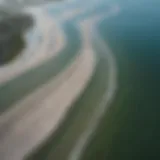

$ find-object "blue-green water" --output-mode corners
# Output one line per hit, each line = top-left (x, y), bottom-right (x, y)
(82, 0), (160, 159)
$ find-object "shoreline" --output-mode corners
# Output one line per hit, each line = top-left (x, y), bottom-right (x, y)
(0, 31), (96, 160)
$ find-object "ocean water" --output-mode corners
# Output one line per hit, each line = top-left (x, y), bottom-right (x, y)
(82, 0), (160, 159)
(0, 0), (160, 159)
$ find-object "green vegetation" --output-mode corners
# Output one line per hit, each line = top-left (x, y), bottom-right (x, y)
(0, 13), (34, 65)
(0, 34), (25, 65)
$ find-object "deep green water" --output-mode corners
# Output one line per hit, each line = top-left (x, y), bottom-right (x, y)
(82, 0), (160, 159)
